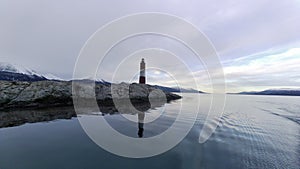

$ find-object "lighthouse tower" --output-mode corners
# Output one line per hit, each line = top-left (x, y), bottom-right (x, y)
(139, 58), (146, 84)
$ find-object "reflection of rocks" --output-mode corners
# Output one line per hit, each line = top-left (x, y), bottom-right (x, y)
(0, 100), (166, 128)
(97, 99), (165, 115)
(0, 80), (181, 110)
(0, 107), (76, 128)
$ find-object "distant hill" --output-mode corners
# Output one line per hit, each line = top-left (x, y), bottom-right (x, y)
(153, 85), (206, 93)
(0, 62), (205, 93)
(234, 89), (300, 96)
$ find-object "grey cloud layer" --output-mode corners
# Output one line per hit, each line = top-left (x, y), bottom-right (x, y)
(0, 0), (299, 92)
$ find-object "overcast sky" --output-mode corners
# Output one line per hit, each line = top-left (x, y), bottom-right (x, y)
(0, 0), (299, 92)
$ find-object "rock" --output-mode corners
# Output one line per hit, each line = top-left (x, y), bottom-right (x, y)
(0, 80), (181, 110)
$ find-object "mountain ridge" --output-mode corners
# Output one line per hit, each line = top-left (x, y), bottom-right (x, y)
(0, 62), (61, 81)
(0, 62), (205, 93)
(232, 89), (300, 96)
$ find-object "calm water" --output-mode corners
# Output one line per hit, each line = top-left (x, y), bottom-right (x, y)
(0, 94), (299, 169)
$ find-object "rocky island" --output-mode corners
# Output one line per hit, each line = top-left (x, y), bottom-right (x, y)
(0, 80), (182, 110)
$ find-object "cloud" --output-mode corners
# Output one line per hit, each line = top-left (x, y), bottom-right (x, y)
(0, 0), (299, 92)
(222, 48), (300, 92)
(188, 48), (300, 92)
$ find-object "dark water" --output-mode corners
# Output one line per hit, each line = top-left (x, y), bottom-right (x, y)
(0, 94), (299, 169)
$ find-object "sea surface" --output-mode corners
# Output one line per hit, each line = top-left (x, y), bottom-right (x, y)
(0, 94), (299, 169)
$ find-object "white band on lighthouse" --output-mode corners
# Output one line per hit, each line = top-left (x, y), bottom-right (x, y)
(140, 70), (145, 77)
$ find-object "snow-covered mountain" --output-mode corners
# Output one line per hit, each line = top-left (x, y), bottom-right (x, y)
(0, 62), (205, 93)
(0, 62), (61, 81)
(0, 62), (41, 76)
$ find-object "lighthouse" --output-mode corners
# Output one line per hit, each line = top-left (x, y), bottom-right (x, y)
(139, 58), (146, 84)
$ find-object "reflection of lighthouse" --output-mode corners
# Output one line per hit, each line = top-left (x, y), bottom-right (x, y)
(138, 112), (145, 138)
(139, 58), (146, 84)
